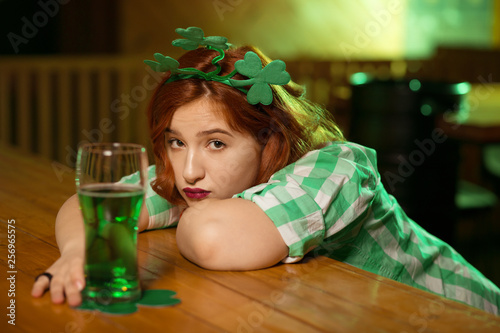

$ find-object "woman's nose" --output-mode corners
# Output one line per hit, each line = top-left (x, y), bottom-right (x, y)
(183, 150), (205, 184)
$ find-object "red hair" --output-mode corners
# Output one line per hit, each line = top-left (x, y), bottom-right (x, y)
(147, 46), (344, 205)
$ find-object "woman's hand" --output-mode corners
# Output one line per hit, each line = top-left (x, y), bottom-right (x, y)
(31, 248), (85, 307)
(31, 194), (150, 306)
(31, 194), (86, 306)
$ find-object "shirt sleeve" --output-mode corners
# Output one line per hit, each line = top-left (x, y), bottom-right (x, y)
(120, 165), (180, 230)
(234, 142), (379, 263)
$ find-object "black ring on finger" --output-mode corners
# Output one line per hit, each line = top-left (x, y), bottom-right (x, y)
(35, 272), (53, 283)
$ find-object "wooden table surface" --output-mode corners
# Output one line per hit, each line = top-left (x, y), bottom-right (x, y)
(1, 144), (499, 332)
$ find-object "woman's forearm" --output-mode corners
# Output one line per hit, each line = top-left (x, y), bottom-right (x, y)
(55, 193), (150, 255)
(176, 198), (288, 271)
(55, 194), (85, 256)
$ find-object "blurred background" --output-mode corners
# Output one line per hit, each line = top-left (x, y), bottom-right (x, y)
(1, 0), (499, 284)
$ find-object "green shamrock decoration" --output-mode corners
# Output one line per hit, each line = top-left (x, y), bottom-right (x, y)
(230, 51), (291, 105)
(144, 53), (179, 73)
(143, 26), (291, 105)
(137, 289), (180, 307)
(172, 27), (229, 50)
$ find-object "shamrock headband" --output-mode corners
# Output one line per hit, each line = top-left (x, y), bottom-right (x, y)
(144, 27), (291, 105)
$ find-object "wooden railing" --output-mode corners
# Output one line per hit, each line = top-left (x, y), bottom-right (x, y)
(5, 50), (494, 167)
(0, 55), (410, 167)
(0, 56), (156, 166)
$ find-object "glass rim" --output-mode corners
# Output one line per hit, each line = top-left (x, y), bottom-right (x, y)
(77, 142), (146, 154)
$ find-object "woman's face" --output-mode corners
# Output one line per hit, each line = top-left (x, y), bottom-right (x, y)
(165, 98), (262, 206)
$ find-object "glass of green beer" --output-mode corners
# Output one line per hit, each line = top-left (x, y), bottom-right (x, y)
(76, 142), (148, 304)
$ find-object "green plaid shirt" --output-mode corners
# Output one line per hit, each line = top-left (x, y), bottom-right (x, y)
(142, 141), (500, 315)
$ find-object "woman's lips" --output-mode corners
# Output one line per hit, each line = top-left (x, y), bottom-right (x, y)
(183, 188), (211, 199)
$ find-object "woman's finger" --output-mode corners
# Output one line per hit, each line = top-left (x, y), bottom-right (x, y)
(65, 281), (83, 307)
(49, 273), (67, 304)
(30, 275), (50, 298)
(65, 260), (85, 307)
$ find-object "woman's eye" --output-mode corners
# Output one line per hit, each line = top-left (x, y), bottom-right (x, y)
(209, 140), (225, 150)
(168, 139), (184, 149)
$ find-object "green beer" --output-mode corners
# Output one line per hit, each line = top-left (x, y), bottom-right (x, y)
(78, 183), (144, 304)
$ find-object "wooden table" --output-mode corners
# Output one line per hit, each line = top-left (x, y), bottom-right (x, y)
(1, 144), (499, 332)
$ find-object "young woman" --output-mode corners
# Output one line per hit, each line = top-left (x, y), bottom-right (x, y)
(32, 28), (499, 315)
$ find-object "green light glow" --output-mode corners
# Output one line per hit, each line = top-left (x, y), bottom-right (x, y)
(409, 79), (421, 92)
(350, 72), (370, 85)
(454, 82), (471, 95)
(420, 104), (432, 116)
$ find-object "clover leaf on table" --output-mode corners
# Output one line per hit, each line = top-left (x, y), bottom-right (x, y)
(76, 289), (181, 315)
(230, 51), (291, 105)
(172, 27), (229, 50)
(144, 53), (180, 73)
